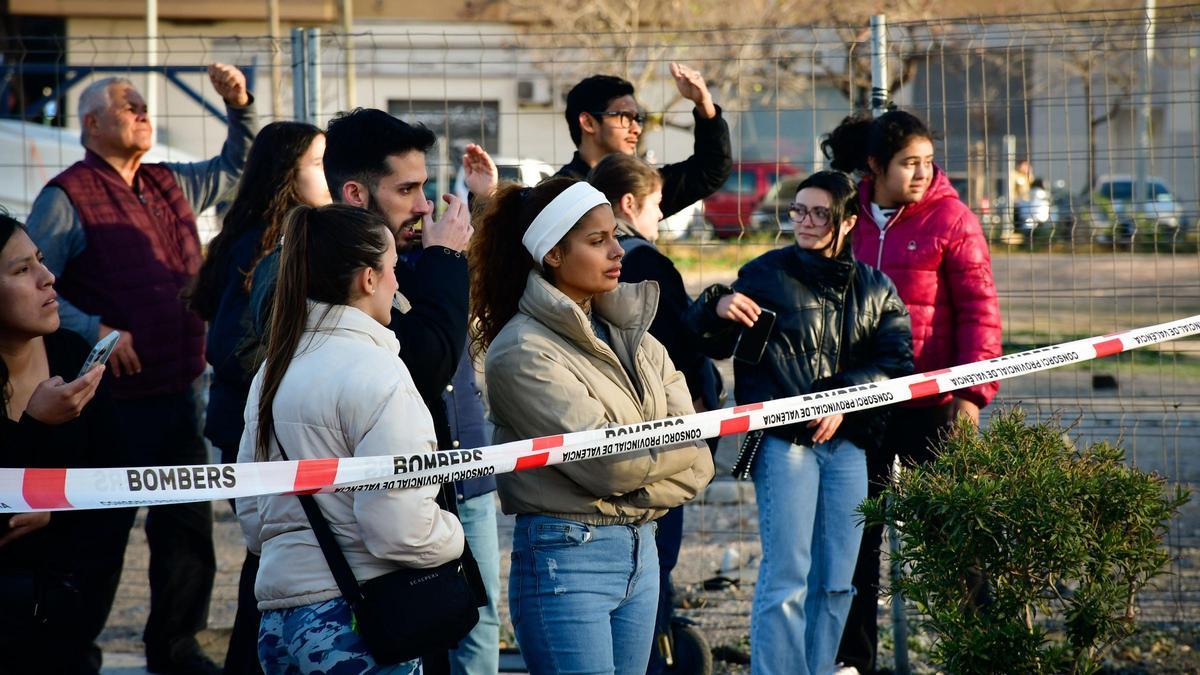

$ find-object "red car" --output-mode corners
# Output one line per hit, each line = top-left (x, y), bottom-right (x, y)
(706, 161), (801, 238)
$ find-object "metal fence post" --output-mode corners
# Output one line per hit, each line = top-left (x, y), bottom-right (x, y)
(1003, 133), (1017, 238)
(291, 28), (308, 123)
(872, 16), (911, 674)
(306, 27), (322, 126)
(870, 14), (889, 116)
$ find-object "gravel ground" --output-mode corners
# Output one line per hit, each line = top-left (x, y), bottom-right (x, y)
(99, 252), (1200, 672)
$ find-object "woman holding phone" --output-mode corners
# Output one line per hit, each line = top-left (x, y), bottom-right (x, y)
(0, 212), (128, 672)
(470, 177), (714, 674)
(686, 171), (912, 675)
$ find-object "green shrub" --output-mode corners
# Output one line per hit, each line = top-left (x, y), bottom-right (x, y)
(860, 408), (1190, 674)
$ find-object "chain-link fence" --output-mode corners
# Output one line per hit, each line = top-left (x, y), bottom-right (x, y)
(2, 5), (1198, 671)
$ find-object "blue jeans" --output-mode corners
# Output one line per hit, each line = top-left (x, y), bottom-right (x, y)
(509, 515), (659, 675)
(258, 597), (419, 674)
(751, 436), (866, 675)
(449, 493), (501, 675)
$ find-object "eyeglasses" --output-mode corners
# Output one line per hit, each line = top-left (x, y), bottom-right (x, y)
(590, 110), (647, 129)
(788, 205), (832, 226)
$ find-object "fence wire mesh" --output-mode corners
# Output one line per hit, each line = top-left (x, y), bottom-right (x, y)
(2, 4), (1198, 671)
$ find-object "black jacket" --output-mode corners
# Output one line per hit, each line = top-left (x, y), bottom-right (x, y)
(1, 330), (129, 575)
(614, 223), (723, 411)
(687, 245), (913, 455)
(555, 107), (733, 219)
(398, 249), (496, 502)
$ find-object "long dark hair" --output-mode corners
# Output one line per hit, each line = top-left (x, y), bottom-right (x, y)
(255, 204), (390, 459)
(821, 110), (934, 176)
(1, 212), (26, 411)
(187, 121), (324, 321)
(468, 177), (577, 361)
(795, 170), (859, 256)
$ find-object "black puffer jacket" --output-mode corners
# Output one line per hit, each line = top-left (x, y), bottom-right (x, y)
(686, 245), (913, 455)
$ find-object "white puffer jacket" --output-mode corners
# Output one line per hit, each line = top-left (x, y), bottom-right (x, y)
(236, 302), (464, 611)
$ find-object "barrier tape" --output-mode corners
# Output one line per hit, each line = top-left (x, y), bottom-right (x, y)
(3, 314), (1198, 513)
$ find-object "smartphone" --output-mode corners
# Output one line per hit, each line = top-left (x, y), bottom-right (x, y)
(78, 331), (120, 378)
(733, 308), (777, 364)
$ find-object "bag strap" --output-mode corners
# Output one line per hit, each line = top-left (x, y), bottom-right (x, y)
(272, 427), (367, 607)
(270, 426), (485, 606)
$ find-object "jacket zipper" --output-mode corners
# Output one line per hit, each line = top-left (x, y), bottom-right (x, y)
(875, 205), (907, 269)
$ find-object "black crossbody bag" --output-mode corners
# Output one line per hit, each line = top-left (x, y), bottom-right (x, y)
(273, 430), (486, 664)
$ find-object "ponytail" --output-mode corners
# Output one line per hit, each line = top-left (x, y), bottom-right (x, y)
(468, 177), (577, 361)
(822, 109), (934, 176)
(255, 203), (390, 459)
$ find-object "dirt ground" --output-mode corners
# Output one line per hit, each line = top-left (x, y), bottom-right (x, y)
(97, 251), (1200, 672)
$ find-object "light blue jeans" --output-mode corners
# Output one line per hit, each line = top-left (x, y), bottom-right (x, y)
(449, 493), (501, 675)
(509, 514), (659, 675)
(751, 435), (867, 675)
(257, 597), (419, 674)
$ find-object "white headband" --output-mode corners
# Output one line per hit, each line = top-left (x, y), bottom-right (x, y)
(521, 182), (610, 265)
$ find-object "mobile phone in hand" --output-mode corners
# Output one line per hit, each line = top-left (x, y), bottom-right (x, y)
(733, 308), (777, 364)
(78, 330), (120, 379)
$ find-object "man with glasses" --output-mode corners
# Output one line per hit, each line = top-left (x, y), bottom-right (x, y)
(555, 64), (732, 218)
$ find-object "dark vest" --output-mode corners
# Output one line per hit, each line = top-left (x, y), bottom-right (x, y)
(49, 150), (205, 399)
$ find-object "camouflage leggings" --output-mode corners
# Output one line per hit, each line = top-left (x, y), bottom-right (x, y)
(258, 597), (420, 674)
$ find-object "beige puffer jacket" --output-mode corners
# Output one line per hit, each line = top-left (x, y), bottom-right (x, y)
(486, 272), (715, 525)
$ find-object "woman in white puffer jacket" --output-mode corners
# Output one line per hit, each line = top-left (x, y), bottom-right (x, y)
(236, 204), (463, 674)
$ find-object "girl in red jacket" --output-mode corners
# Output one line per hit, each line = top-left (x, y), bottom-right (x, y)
(822, 109), (1002, 674)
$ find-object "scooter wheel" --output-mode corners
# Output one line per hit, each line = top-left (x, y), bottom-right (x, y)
(665, 619), (713, 674)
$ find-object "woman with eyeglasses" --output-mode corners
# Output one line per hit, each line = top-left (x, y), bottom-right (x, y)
(686, 171), (912, 675)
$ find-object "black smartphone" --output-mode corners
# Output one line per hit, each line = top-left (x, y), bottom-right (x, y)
(733, 308), (777, 364)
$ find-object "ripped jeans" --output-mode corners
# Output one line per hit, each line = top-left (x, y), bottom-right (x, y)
(751, 435), (866, 675)
(509, 515), (659, 675)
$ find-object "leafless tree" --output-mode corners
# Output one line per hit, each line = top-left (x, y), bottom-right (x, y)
(462, 0), (948, 134)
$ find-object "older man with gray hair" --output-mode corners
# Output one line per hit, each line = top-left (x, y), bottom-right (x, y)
(25, 64), (255, 675)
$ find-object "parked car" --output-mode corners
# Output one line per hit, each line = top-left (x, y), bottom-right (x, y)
(706, 161), (801, 238)
(451, 156), (555, 202)
(1051, 175), (1186, 244)
(749, 175), (804, 232)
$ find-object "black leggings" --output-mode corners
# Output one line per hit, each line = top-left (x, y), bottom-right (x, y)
(837, 403), (955, 673)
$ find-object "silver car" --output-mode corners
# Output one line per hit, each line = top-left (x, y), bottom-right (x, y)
(1082, 175), (1185, 243)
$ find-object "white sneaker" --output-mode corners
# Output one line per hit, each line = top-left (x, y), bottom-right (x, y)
(831, 666), (861, 675)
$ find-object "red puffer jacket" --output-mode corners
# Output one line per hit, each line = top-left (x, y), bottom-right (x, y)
(851, 167), (1002, 408)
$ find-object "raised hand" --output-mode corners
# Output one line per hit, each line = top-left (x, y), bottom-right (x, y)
(208, 63), (250, 107)
(462, 144), (499, 197)
(670, 62), (716, 119)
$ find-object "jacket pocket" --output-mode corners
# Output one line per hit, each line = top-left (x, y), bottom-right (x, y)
(530, 521), (592, 550)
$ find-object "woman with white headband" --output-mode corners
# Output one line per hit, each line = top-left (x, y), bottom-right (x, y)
(469, 177), (714, 674)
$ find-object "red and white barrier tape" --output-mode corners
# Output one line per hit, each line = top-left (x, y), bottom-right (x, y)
(3, 314), (1198, 513)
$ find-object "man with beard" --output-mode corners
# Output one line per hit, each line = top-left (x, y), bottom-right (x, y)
(248, 108), (498, 674)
